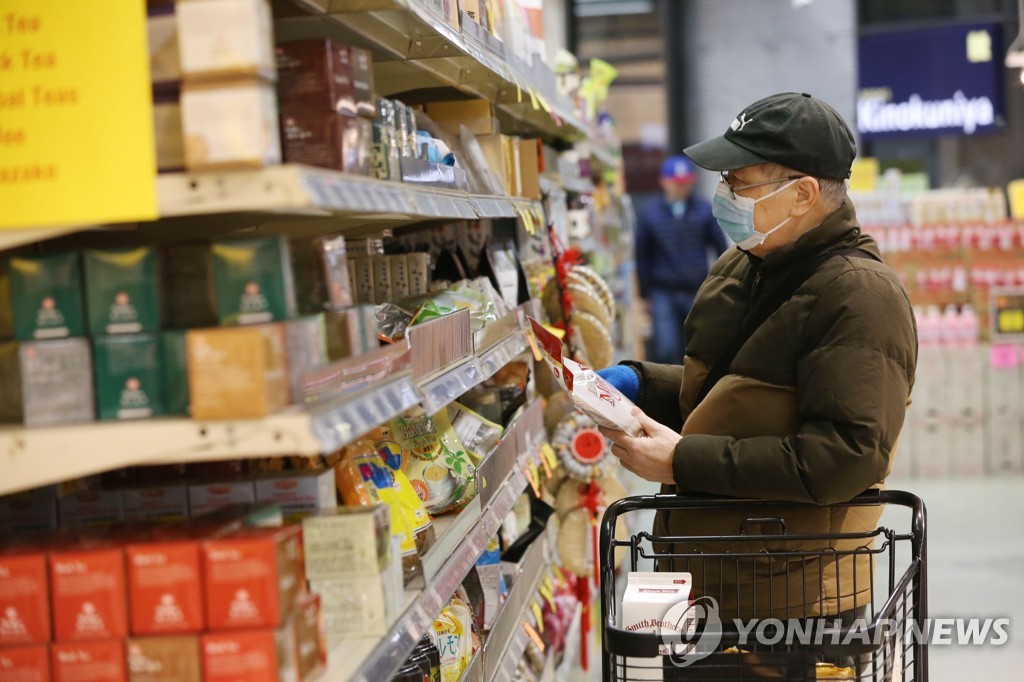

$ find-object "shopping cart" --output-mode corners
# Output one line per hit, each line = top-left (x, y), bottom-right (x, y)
(600, 490), (927, 681)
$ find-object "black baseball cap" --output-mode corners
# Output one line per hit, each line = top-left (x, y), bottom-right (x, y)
(684, 92), (856, 180)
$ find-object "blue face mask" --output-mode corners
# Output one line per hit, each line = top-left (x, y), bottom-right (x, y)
(712, 178), (798, 250)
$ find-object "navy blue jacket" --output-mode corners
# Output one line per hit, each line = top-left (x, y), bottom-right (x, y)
(635, 195), (728, 299)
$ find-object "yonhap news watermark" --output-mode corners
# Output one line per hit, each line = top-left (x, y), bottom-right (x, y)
(654, 596), (1010, 667)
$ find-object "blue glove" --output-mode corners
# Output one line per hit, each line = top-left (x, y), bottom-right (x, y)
(596, 365), (640, 403)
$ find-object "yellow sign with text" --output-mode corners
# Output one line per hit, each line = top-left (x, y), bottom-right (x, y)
(0, 1), (157, 229)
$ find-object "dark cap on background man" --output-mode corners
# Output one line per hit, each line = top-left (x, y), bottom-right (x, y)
(684, 92), (856, 180)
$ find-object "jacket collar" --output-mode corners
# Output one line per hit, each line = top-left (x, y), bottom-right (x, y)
(744, 201), (875, 274)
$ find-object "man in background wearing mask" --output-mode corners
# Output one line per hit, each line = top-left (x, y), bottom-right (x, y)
(635, 155), (727, 362)
(597, 93), (917, 657)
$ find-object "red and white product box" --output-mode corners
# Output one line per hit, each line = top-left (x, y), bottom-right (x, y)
(49, 547), (128, 641)
(122, 486), (190, 523)
(0, 644), (50, 681)
(253, 470), (336, 522)
(57, 490), (125, 529)
(187, 480), (256, 519)
(126, 540), (205, 635)
(201, 526), (302, 630)
(0, 550), (50, 644)
(51, 640), (127, 682)
(201, 626), (300, 682)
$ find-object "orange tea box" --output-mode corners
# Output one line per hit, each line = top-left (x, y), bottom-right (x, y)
(49, 546), (128, 641)
(202, 526), (302, 630)
(201, 626), (299, 682)
(126, 540), (204, 635)
(0, 549), (50, 644)
(0, 644), (49, 681)
(51, 640), (127, 682)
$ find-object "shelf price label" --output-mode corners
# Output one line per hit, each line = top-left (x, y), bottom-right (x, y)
(0, 1), (157, 229)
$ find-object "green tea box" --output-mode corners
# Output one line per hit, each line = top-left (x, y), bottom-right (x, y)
(283, 316), (329, 405)
(8, 253), (86, 340)
(84, 247), (162, 335)
(0, 338), (95, 426)
(162, 244), (217, 329)
(161, 330), (190, 415)
(93, 334), (166, 421)
(212, 237), (298, 325)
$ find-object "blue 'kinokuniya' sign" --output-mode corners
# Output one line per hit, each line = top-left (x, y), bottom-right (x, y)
(858, 22), (1004, 139)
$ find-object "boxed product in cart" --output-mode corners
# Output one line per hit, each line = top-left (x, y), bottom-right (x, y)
(621, 572), (695, 680)
(202, 525), (303, 630)
(126, 635), (202, 682)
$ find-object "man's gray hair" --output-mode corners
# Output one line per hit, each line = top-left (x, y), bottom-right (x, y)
(761, 163), (847, 210)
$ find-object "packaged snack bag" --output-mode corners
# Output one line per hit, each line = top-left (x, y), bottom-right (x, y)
(528, 317), (643, 437)
(366, 425), (435, 554)
(390, 409), (476, 514)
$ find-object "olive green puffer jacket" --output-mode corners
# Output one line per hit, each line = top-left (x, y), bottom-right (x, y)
(626, 201), (917, 619)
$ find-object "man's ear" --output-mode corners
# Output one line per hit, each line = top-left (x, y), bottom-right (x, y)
(790, 177), (820, 216)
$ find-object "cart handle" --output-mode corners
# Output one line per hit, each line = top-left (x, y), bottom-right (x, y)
(739, 517), (789, 535)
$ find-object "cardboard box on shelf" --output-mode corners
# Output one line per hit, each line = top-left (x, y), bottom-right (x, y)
(275, 40), (375, 118)
(153, 93), (186, 173)
(282, 316), (329, 405)
(175, 0), (275, 81)
(475, 134), (513, 196)
(0, 485), (58, 532)
(126, 539), (205, 636)
(93, 334), (166, 421)
(186, 324), (288, 420)
(6, 252), (86, 341)
(0, 338), (95, 427)
(280, 110), (373, 175)
(301, 505), (390, 579)
(323, 305), (377, 361)
(310, 561), (401, 638)
(148, 5), (180, 85)
(424, 99), (497, 136)
(49, 546), (128, 641)
(83, 247), (161, 336)
(211, 237), (297, 326)
(126, 635), (202, 682)
(161, 245), (216, 330)
(187, 480), (257, 519)
(517, 138), (541, 199)
(51, 640), (127, 682)
(122, 485), (190, 523)
(253, 469), (336, 522)
(407, 253), (431, 296)
(201, 525), (303, 630)
(0, 644), (49, 681)
(181, 79), (281, 171)
(58, 490), (125, 529)
(372, 256), (393, 304)
(349, 256), (375, 304)
(0, 549), (50, 644)
(201, 625), (300, 682)
(295, 593), (326, 681)
(160, 331), (190, 416)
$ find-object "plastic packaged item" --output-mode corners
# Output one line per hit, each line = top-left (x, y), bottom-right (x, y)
(448, 402), (503, 462)
(529, 317), (643, 436)
(366, 426), (436, 552)
(389, 409), (476, 514)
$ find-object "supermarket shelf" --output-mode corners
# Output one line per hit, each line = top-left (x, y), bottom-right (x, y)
(276, 0), (589, 144)
(554, 604), (583, 682)
(462, 531), (551, 682)
(328, 419), (536, 682)
(0, 328), (526, 497)
(0, 225), (98, 252)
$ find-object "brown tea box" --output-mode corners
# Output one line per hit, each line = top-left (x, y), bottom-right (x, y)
(186, 325), (287, 420)
(280, 109), (372, 175)
(127, 635), (202, 682)
(275, 40), (375, 117)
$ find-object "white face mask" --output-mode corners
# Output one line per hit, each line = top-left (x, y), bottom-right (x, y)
(712, 178), (799, 251)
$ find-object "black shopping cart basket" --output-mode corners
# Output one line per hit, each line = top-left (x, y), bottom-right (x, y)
(600, 490), (927, 681)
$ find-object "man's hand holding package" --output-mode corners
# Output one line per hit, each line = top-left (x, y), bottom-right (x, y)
(599, 408), (679, 485)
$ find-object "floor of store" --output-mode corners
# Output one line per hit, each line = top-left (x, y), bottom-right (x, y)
(572, 473), (1024, 681)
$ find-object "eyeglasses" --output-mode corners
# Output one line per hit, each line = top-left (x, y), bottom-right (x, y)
(719, 171), (804, 199)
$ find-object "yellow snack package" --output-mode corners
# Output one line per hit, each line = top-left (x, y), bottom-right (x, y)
(431, 607), (465, 682)
(390, 408), (477, 514)
(367, 425), (436, 554)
